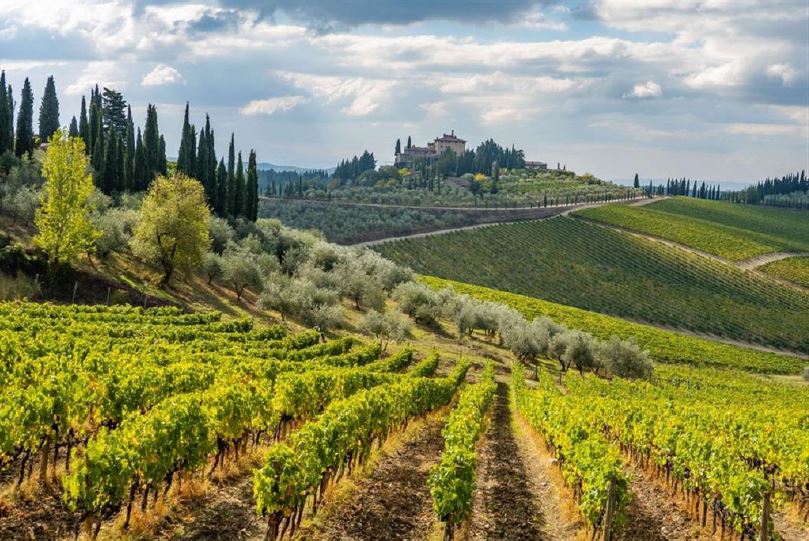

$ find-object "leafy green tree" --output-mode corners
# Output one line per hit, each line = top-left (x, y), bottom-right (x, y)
(130, 173), (211, 285)
(34, 129), (99, 265)
(14, 78), (34, 158)
(38, 75), (60, 142)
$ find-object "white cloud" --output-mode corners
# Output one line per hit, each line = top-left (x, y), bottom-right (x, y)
(277, 71), (396, 116)
(141, 64), (184, 86)
(240, 95), (307, 115)
(726, 123), (806, 136)
(624, 80), (662, 99)
(65, 61), (126, 95)
(766, 63), (799, 86)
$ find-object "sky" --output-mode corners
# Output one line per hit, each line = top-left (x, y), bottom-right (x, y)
(0, 0), (807, 182)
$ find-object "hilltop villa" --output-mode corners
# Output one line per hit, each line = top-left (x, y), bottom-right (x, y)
(395, 130), (466, 166)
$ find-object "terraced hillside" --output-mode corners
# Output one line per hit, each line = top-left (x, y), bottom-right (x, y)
(576, 197), (809, 261)
(376, 217), (809, 353)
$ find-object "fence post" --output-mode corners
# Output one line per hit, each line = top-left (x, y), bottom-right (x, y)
(759, 491), (770, 541)
(603, 479), (616, 541)
(72, 281), (78, 303)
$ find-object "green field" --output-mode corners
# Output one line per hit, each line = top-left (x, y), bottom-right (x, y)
(576, 197), (809, 261)
(421, 276), (804, 374)
(377, 217), (809, 353)
(760, 256), (809, 288)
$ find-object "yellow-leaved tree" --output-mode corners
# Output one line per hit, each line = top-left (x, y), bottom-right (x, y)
(34, 128), (99, 266)
(131, 173), (210, 285)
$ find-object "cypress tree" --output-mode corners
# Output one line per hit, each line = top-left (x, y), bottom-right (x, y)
(102, 129), (118, 193)
(91, 106), (104, 174)
(246, 149), (259, 221)
(158, 135), (167, 176)
(14, 78), (34, 158)
(215, 158), (227, 216)
(79, 95), (89, 148)
(133, 127), (146, 191)
(178, 102), (190, 174)
(38, 75), (60, 142)
(188, 125), (197, 177)
(68, 116), (78, 137)
(633, 173), (639, 188)
(143, 104), (160, 180)
(234, 151), (245, 216)
(0, 71), (10, 153)
(406, 136), (412, 149)
(123, 106), (135, 191)
(197, 124), (208, 183)
(101, 87), (127, 135)
(6, 83), (14, 151)
(227, 133), (236, 215)
(395, 138), (401, 155)
(88, 86), (100, 156)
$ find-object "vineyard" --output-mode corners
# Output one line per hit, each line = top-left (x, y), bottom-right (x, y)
(647, 198), (809, 250)
(760, 256), (809, 289)
(0, 301), (474, 539)
(376, 217), (809, 354)
(514, 362), (809, 540)
(420, 276), (805, 374)
(574, 201), (806, 261)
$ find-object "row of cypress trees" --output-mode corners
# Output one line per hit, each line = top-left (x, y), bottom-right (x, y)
(0, 71), (259, 221)
(176, 104), (258, 221)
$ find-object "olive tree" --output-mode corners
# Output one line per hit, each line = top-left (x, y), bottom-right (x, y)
(359, 309), (412, 350)
(130, 174), (210, 285)
(562, 331), (597, 375)
(597, 337), (653, 380)
(221, 245), (263, 301)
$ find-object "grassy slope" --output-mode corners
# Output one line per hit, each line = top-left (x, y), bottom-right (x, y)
(377, 217), (809, 354)
(759, 256), (809, 288)
(420, 275), (804, 374)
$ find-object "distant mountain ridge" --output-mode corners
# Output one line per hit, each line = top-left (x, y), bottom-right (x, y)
(257, 162), (335, 173)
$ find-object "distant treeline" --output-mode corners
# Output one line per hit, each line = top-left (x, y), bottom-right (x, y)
(644, 178), (723, 200)
(260, 168), (331, 197)
(724, 171), (808, 208)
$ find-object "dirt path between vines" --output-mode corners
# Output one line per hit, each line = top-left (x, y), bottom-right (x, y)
(737, 252), (809, 270)
(617, 460), (704, 540)
(466, 382), (550, 540)
(305, 415), (446, 541)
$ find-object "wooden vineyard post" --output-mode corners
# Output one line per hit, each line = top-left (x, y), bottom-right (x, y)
(759, 491), (770, 541)
(72, 280), (78, 303)
(603, 479), (616, 541)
